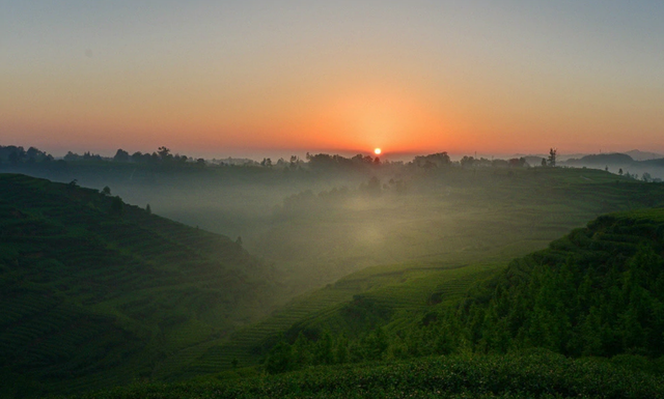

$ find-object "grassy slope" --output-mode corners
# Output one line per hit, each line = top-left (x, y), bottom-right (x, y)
(186, 167), (664, 373)
(443, 206), (664, 357)
(4, 167), (664, 397)
(0, 174), (276, 397)
(60, 206), (664, 399)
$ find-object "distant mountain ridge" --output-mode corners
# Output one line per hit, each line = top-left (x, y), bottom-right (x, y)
(565, 152), (636, 166)
(561, 152), (664, 180)
(625, 149), (663, 161)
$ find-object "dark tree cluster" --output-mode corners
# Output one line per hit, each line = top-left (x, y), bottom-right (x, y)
(411, 152), (451, 169)
(459, 156), (528, 169)
(264, 328), (390, 374)
(2, 143), (556, 176)
(0, 145), (53, 165)
(305, 153), (380, 171)
(117, 146), (190, 165)
(59, 146), (194, 166)
(64, 151), (105, 162)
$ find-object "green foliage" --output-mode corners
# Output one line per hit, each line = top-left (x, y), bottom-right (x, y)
(244, 208), (664, 377)
(5, 163), (664, 396)
(109, 195), (123, 215)
(442, 210), (664, 358)
(264, 342), (292, 374)
(0, 174), (277, 397)
(63, 352), (664, 399)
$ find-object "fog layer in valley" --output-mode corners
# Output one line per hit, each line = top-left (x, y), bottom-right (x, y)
(3, 148), (660, 300)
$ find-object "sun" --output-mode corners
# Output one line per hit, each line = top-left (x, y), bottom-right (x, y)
(374, 148), (382, 155)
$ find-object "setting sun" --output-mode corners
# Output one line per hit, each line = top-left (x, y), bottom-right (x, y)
(374, 148), (382, 155)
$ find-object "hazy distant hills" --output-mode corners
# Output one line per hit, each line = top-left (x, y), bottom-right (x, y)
(516, 149), (662, 166)
(565, 152), (636, 166)
(0, 174), (277, 397)
(624, 149), (663, 161)
(562, 152), (664, 180)
(562, 150), (663, 165)
(562, 149), (663, 163)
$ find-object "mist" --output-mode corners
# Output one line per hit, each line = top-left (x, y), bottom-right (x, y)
(4, 147), (663, 302)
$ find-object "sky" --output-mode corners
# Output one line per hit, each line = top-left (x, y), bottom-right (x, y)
(2, 0), (663, 158)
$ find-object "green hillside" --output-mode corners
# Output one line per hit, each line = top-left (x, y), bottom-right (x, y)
(449, 208), (664, 357)
(5, 168), (664, 398)
(177, 167), (664, 374)
(56, 207), (664, 398)
(248, 208), (664, 377)
(0, 174), (276, 398)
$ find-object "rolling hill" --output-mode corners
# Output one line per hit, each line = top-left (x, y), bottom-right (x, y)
(170, 166), (664, 374)
(450, 207), (664, 357)
(59, 209), (664, 398)
(4, 166), (664, 398)
(0, 174), (277, 398)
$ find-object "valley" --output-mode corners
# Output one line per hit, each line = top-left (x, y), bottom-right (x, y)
(3, 157), (664, 398)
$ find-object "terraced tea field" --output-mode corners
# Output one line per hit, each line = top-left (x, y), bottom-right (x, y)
(177, 167), (664, 374)
(0, 174), (278, 397)
(4, 166), (664, 397)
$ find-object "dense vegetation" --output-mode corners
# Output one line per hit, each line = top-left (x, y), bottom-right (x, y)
(64, 352), (664, 399)
(237, 209), (664, 376)
(0, 174), (276, 398)
(182, 165), (664, 376)
(4, 146), (664, 398)
(452, 208), (664, 357)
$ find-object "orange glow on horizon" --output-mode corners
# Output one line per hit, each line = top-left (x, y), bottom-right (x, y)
(3, 2), (664, 159)
(4, 65), (663, 157)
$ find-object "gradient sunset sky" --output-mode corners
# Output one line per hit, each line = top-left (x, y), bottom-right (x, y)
(2, 1), (663, 158)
